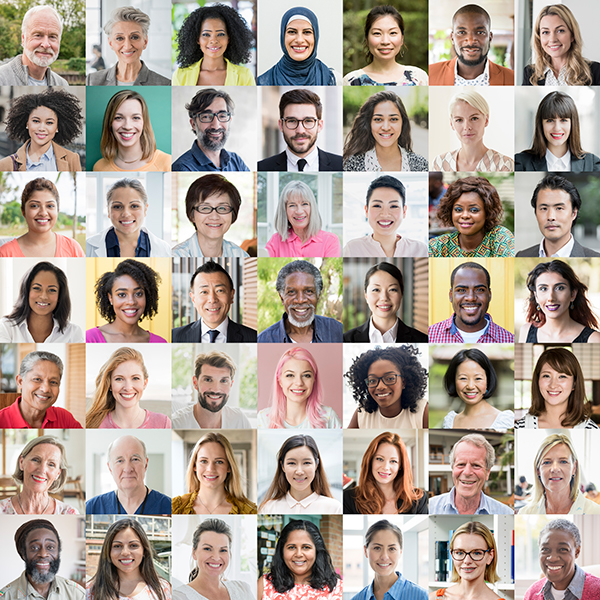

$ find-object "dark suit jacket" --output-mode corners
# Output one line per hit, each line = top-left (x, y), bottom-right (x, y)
(171, 319), (257, 343)
(516, 238), (600, 257)
(343, 319), (428, 343)
(515, 151), (600, 172)
(429, 57), (514, 85)
(522, 62), (600, 85)
(257, 147), (343, 171)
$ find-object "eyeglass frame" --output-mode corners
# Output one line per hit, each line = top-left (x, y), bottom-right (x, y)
(193, 204), (234, 215)
(193, 111), (232, 123)
(364, 373), (402, 388)
(450, 549), (491, 561)
(281, 117), (319, 130)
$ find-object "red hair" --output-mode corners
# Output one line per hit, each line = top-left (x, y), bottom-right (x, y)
(354, 432), (423, 513)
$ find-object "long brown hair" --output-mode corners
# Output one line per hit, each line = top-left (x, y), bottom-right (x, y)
(354, 432), (423, 514)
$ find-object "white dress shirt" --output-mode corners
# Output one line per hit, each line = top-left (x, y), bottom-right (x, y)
(260, 491), (342, 514)
(200, 317), (229, 343)
(0, 317), (84, 342)
(539, 234), (575, 257)
(285, 146), (319, 171)
(546, 148), (571, 171)
(368, 318), (398, 343)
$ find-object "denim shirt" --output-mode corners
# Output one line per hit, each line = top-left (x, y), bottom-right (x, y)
(257, 313), (343, 343)
(172, 142), (250, 172)
(429, 487), (514, 515)
(351, 572), (428, 600)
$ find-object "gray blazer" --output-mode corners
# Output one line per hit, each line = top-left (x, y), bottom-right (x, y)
(516, 238), (600, 257)
(0, 55), (69, 86)
(86, 61), (170, 86)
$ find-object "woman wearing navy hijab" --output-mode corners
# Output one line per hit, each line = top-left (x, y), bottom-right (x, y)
(257, 6), (338, 85)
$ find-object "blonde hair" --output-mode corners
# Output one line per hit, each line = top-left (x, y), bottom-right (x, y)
(450, 521), (499, 584)
(449, 90), (490, 118)
(86, 347), (149, 428)
(274, 180), (322, 242)
(13, 436), (68, 493)
(529, 5), (592, 85)
(533, 433), (579, 503)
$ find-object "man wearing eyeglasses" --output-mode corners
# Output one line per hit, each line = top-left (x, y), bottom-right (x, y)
(258, 89), (342, 172)
(172, 88), (250, 172)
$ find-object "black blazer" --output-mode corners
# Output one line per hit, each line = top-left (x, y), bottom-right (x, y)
(522, 61), (600, 85)
(343, 485), (429, 514)
(172, 319), (257, 343)
(515, 151), (600, 172)
(516, 238), (600, 257)
(343, 319), (428, 343)
(257, 147), (343, 171)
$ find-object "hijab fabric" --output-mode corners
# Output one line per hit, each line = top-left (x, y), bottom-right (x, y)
(257, 6), (335, 85)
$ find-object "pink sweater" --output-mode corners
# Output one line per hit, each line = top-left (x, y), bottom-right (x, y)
(524, 573), (600, 600)
(99, 410), (171, 429)
(0, 234), (84, 257)
(266, 229), (341, 258)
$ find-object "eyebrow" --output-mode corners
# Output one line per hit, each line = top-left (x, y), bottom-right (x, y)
(113, 453), (143, 460)
(198, 454), (227, 460)
(282, 369), (312, 375)
(113, 286), (143, 292)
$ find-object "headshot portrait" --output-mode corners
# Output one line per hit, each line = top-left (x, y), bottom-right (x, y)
(256, 0), (343, 85)
(86, 3), (171, 85)
(343, 173), (429, 258)
(428, 0), (514, 85)
(171, 343), (257, 429)
(257, 173), (342, 257)
(85, 172), (171, 258)
(86, 87), (172, 172)
(428, 344), (514, 430)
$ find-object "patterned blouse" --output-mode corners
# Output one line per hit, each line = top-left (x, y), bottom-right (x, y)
(432, 148), (514, 172)
(262, 577), (342, 600)
(343, 66), (428, 86)
(343, 147), (428, 172)
(429, 225), (515, 257)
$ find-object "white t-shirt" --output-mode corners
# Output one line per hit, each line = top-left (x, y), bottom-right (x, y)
(257, 405), (341, 429)
(171, 404), (251, 429)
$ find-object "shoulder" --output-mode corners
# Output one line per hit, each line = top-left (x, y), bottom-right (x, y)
(433, 151), (455, 171)
(522, 64), (535, 85)
(406, 151), (429, 171)
(489, 61), (515, 84)
(172, 492), (195, 514)
(225, 580), (253, 597)
(258, 152), (285, 171)
(429, 232), (454, 256)
(172, 235), (198, 257)
(493, 410), (515, 430)
(86, 69), (110, 85)
(172, 62), (200, 86)
(144, 68), (171, 86)
(343, 154), (366, 171)
(428, 59), (453, 83)
(321, 405), (341, 428)
(148, 489), (172, 509)
(47, 405), (82, 427)
(0, 239), (22, 257)
(442, 411), (457, 428)
(516, 245), (538, 257)
(93, 158), (114, 171)
(56, 234), (85, 257)
(86, 491), (113, 513)
(343, 236), (372, 257)
(86, 327), (106, 343)
(226, 60), (255, 85)
(149, 331), (168, 343)
(257, 407), (271, 428)
(150, 150), (172, 170)
(589, 61), (600, 85)
(222, 239), (249, 257)
(485, 225), (515, 256)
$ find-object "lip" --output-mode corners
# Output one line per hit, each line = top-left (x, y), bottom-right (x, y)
(376, 220), (394, 228)
(462, 391), (480, 399)
(120, 220), (135, 226)
(119, 559), (134, 565)
(33, 392), (52, 402)
(460, 304), (481, 314)
(291, 45), (309, 53)
(32, 474), (47, 483)
(457, 221), (474, 229)
(376, 304), (393, 312)
(377, 471), (391, 479)
(117, 131), (136, 142)
(550, 133), (564, 140)
(119, 392), (136, 400)
(121, 308), (140, 318)
(206, 562), (223, 569)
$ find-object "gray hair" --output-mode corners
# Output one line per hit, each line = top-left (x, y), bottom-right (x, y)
(539, 519), (581, 548)
(107, 435), (147, 462)
(274, 180), (322, 242)
(19, 351), (64, 380)
(22, 5), (63, 37)
(106, 178), (148, 206)
(104, 6), (150, 37)
(13, 436), (68, 493)
(450, 433), (495, 471)
(275, 260), (323, 297)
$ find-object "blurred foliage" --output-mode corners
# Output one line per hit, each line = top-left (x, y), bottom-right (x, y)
(0, 201), (23, 226)
(342, 302), (366, 330)
(429, 28), (510, 68)
(343, 0), (428, 74)
(578, 175), (600, 235)
(172, 345), (194, 389)
(238, 354), (257, 410)
(257, 258), (343, 332)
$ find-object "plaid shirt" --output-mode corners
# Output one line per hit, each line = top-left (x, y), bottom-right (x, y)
(428, 314), (514, 343)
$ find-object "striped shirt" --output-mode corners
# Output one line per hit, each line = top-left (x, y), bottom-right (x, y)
(514, 413), (599, 429)
(351, 572), (428, 600)
(429, 314), (514, 343)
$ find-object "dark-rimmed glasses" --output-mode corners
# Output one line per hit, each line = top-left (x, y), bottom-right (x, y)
(193, 205), (233, 215)
(450, 549), (490, 561)
(195, 111), (232, 123)
(282, 117), (318, 130)
(364, 373), (401, 388)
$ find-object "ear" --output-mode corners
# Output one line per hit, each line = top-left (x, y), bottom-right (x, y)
(143, 37), (148, 50)
(575, 545), (581, 558)
(317, 119), (324, 134)
(489, 31), (494, 43)
(16, 374), (23, 390)
(571, 288), (578, 302)
(486, 548), (494, 564)
(143, 378), (148, 391)
(484, 114), (490, 127)
(402, 204), (407, 219)
(449, 116), (455, 132)
(364, 545), (368, 559)
(278, 119), (284, 134)
(364, 204), (369, 219)
(190, 118), (197, 133)
(279, 293), (285, 306)
(192, 376), (199, 392)
(571, 208), (578, 225)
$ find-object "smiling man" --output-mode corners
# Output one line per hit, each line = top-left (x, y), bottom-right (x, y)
(517, 174), (600, 257)
(258, 89), (342, 171)
(429, 4), (514, 85)
(429, 262), (514, 343)
(172, 351), (250, 428)
(86, 435), (171, 515)
(172, 261), (256, 342)
(0, 6), (69, 86)
(429, 433), (513, 514)
(258, 260), (343, 343)
(172, 88), (249, 172)
(2, 520), (83, 599)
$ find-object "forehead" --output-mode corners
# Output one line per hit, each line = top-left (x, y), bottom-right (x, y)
(284, 271), (316, 289)
(197, 441), (227, 458)
(31, 271), (59, 287)
(109, 187), (145, 205)
(25, 190), (57, 204)
(25, 360), (60, 379)
(25, 11), (61, 35)
(201, 97), (228, 113)
(368, 529), (400, 546)
(453, 12), (490, 30)
(455, 192), (484, 207)
(26, 442), (62, 460)
(286, 192), (310, 205)
(286, 18), (313, 32)
(110, 437), (145, 460)
(112, 274), (142, 291)
(193, 271), (232, 291)
(370, 15), (401, 31)
(536, 188), (572, 207)
(541, 443), (572, 459)
(453, 533), (487, 549)
(283, 103), (318, 119)
(284, 445), (314, 461)
(112, 21), (145, 35)
(453, 268), (488, 289)
(286, 530), (314, 546)
(281, 358), (313, 374)
(199, 530), (230, 546)
(28, 106), (58, 121)
(454, 441), (487, 462)
(452, 101), (483, 117)
(201, 17), (227, 31)
(26, 528), (58, 546)
(113, 527), (141, 544)
(199, 364), (232, 378)
(367, 358), (399, 375)
(375, 442), (400, 460)
(540, 529), (577, 547)
(539, 14), (569, 29)
(456, 359), (486, 375)
(373, 101), (400, 116)
(367, 270), (400, 288)
(112, 360), (145, 377)
(369, 187), (402, 203)
(535, 272), (570, 287)
(116, 98), (143, 115)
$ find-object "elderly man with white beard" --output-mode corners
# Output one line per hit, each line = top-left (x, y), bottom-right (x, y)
(1, 519), (83, 599)
(0, 6), (69, 86)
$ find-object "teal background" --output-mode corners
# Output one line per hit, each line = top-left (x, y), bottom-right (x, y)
(85, 87), (172, 170)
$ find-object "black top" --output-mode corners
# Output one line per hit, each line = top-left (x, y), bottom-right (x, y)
(526, 325), (597, 343)
(172, 319), (257, 343)
(343, 485), (428, 514)
(257, 148), (343, 171)
(522, 61), (600, 85)
(343, 319), (428, 343)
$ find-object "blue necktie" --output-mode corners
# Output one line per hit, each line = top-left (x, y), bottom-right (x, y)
(208, 330), (219, 343)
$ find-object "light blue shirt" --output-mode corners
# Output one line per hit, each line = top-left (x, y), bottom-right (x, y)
(429, 487), (514, 515)
(26, 143), (57, 171)
(351, 572), (428, 600)
(171, 233), (249, 258)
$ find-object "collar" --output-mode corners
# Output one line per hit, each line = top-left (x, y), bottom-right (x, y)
(6, 398), (57, 428)
(448, 487), (489, 513)
(105, 227), (150, 257)
(193, 141), (232, 168)
(26, 142), (55, 168)
(285, 145), (319, 171)
(543, 64), (568, 85)
(454, 58), (490, 85)
(285, 491), (319, 509)
(369, 317), (399, 343)
(450, 313), (490, 336)
(280, 312), (318, 342)
(546, 148), (571, 171)
(539, 234), (574, 257)
(201, 317), (229, 340)
(15, 317), (61, 339)
(365, 572), (406, 600)
(542, 564), (586, 600)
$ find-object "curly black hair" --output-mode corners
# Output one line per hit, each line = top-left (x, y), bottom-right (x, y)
(344, 345), (427, 414)
(176, 4), (254, 69)
(94, 259), (161, 323)
(5, 89), (83, 146)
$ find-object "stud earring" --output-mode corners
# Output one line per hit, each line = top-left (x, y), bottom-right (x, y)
(536, 304), (541, 311)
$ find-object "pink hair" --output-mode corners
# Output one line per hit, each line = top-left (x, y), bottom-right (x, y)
(268, 347), (326, 428)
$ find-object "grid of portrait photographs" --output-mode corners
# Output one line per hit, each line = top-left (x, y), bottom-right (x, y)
(1, 0), (600, 599)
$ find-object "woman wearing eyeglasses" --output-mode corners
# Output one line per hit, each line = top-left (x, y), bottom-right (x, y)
(172, 174), (249, 258)
(430, 521), (501, 600)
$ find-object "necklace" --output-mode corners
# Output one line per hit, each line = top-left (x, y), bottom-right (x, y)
(118, 154), (144, 164)
(17, 493), (50, 514)
(196, 494), (228, 514)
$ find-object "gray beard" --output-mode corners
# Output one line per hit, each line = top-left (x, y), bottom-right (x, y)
(199, 128), (229, 152)
(199, 392), (228, 413)
(26, 557), (60, 584)
(287, 307), (315, 328)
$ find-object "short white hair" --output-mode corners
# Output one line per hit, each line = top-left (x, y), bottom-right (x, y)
(449, 90), (489, 118)
(22, 5), (63, 37)
(274, 180), (322, 242)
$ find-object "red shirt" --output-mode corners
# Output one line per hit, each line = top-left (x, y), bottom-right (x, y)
(0, 398), (82, 428)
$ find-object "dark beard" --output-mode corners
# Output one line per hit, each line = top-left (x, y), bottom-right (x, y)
(456, 49), (488, 67)
(200, 128), (229, 152)
(26, 556), (60, 584)
(198, 392), (228, 413)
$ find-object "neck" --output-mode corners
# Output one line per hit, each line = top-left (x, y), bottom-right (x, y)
(27, 576), (52, 599)
(458, 142), (488, 165)
(197, 486), (228, 509)
(115, 227), (142, 245)
(456, 58), (487, 80)
(543, 233), (572, 256)
(461, 400), (494, 417)
(284, 319), (314, 339)
(27, 138), (53, 160)
(378, 399), (401, 419)
(371, 233), (400, 257)
(116, 60), (142, 82)
(549, 145), (568, 159)
(289, 486), (313, 502)
(17, 487), (52, 514)
(197, 140), (222, 168)
(111, 404), (146, 428)
(545, 488), (574, 513)
(200, 55), (227, 71)
(22, 229), (55, 247)
(117, 568), (143, 584)
(117, 485), (147, 513)
(193, 403), (222, 428)
(196, 232), (223, 258)
(17, 398), (46, 428)
(370, 56), (400, 73)
(22, 56), (47, 81)
(27, 312), (54, 335)
(373, 572), (399, 595)
(541, 402), (568, 426)
(108, 319), (144, 337)
(375, 143), (401, 159)
(371, 314), (398, 335)
(117, 143), (144, 163)
(292, 227), (310, 243)
(454, 490), (482, 514)
(191, 571), (225, 592)
(285, 399), (308, 426)
(551, 56), (567, 75)
(451, 577), (493, 599)
(539, 314), (577, 338)
(376, 480), (397, 501)
(458, 231), (485, 252)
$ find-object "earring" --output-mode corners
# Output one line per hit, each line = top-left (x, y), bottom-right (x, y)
(536, 304), (541, 311)
(399, 46), (405, 58)
(570, 301), (574, 310)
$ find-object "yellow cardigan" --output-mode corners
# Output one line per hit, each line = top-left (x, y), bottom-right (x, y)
(172, 58), (255, 86)
(172, 491), (257, 514)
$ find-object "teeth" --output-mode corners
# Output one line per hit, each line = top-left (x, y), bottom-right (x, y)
(547, 566), (562, 570)
(120, 559), (134, 564)
(32, 475), (46, 482)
